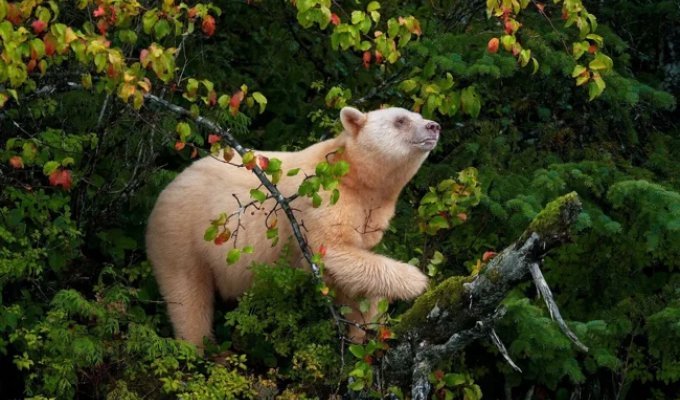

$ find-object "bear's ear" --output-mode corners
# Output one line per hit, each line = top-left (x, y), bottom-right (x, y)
(340, 107), (367, 137)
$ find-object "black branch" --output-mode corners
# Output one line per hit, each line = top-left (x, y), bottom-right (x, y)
(382, 192), (584, 399)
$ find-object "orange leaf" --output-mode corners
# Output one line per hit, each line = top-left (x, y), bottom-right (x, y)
(374, 50), (383, 64)
(174, 141), (186, 151)
(379, 326), (392, 341)
(9, 156), (24, 169)
(202, 15), (216, 36)
(318, 244), (327, 257)
(457, 212), (468, 222)
(330, 13), (340, 26)
(487, 37), (499, 54)
(49, 169), (73, 190)
(482, 251), (497, 262)
(362, 51), (372, 69)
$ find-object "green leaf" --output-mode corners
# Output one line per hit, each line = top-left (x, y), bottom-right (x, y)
(348, 380), (365, 391)
(250, 188), (267, 203)
(348, 344), (365, 358)
(227, 248), (241, 264)
(312, 192), (322, 208)
(252, 91), (267, 113)
(330, 188), (340, 205)
(287, 168), (301, 176)
(460, 86), (481, 118)
(359, 298), (370, 313)
(176, 122), (191, 141)
(571, 64), (587, 78)
(399, 79), (418, 93)
(42, 160), (59, 175)
(443, 373), (465, 387)
(366, 1), (380, 12)
(265, 157), (282, 173)
(204, 225), (218, 241)
(377, 298), (389, 314)
(242, 245), (254, 254)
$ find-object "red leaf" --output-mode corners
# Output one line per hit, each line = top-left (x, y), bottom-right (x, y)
(256, 155), (269, 170)
(504, 21), (514, 34)
(363, 355), (374, 364)
(97, 20), (109, 35)
(561, 10), (569, 20)
(174, 141), (186, 151)
(318, 244), (327, 257)
(374, 50), (383, 64)
(31, 20), (47, 34)
(139, 49), (149, 64)
(27, 59), (37, 73)
(44, 36), (56, 56)
(202, 15), (216, 36)
(214, 231), (230, 245)
(362, 51), (372, 69)
(187, 7), (197, 19)
(482, 251), (497, 262)
(93, 6), (106, 17)
(49, 169), (73, 190)
(229, 90), (244, 116)
(191, 147), (198, 159)
(7, 3), (22, 25)
(433, 370), (445, 381)
(588, 44), (597, 54)
(487, 37), (499, 54)
(9, 156), (24, 169)
(208, 134), (220, 145)
(330, 13), (340, 26)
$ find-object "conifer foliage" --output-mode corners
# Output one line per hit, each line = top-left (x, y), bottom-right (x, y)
(0, 0), (678, 398)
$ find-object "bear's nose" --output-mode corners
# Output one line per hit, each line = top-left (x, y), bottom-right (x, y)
(426, 121), (441, 134)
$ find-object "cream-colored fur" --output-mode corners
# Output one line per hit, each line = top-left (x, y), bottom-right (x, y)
(146, 107), (441, 347)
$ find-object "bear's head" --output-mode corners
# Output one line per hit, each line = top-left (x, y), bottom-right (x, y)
(339, 107), (441, 160)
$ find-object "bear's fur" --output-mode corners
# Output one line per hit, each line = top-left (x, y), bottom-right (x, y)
(146, 107), (441, 346)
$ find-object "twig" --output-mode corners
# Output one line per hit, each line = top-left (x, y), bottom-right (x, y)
(528, 262), (588, 352)
(489, 327), (522, 373)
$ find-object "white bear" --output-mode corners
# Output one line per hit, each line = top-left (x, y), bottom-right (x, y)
(146, 107), (440, 347)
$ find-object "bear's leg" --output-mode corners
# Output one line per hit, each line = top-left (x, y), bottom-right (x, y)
(324, 246), (428, 301)
(159, 264), (216, 349)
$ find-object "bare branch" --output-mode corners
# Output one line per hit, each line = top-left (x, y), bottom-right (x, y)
(529, 262), (589, 352)
(489, 327), (522, 373)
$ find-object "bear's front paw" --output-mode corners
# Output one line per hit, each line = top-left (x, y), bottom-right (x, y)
(392, 264), (429, 300)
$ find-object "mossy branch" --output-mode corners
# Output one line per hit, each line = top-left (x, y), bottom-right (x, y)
(383, 193), (583, 399)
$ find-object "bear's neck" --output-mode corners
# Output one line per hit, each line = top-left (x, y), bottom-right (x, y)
(334, 139), (427, 202)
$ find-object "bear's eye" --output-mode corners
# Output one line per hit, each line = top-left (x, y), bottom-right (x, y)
(394, 117), (408, 127)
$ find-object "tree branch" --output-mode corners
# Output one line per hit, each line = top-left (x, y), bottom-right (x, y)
(382, 192), (584, 398)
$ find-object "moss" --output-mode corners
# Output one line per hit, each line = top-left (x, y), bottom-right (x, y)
(396, 276), (473, 334)
(522, 192), (581, 240)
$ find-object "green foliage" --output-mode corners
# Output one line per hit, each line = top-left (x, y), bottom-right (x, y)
(1, 0), (678, 398)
